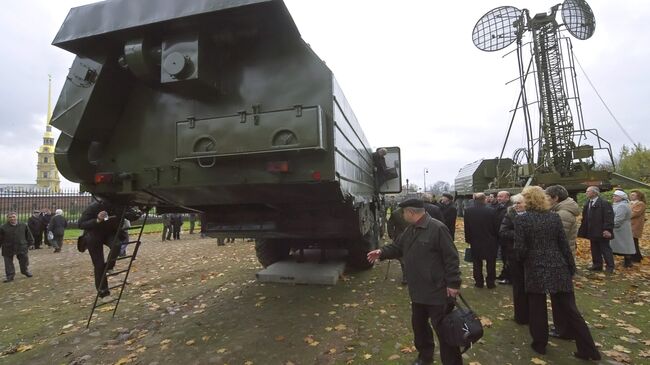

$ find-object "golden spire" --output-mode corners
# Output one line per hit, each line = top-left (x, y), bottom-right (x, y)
(47, 74), (52, 125)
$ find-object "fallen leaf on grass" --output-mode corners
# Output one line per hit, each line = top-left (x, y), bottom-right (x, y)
(185, 339), (195, 346)
(363, 353), (372, 360)
(480, 317), (493, 328)
(602, 350), (631, 363)
(639, 350), (650, 358)
(16, 344), (34, 353)
(400, 346), (416, 353)
(613, 345), (631, 354)
(334, 324), (347, 331)
(388, 354), (401, 360)
(530, 358), (546, 364)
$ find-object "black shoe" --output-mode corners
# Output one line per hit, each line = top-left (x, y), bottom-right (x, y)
(401, 279), (408, 286)
(497, 279), (512, 285)
(573, 351), (601, 361)
(487, 282), (496, 289)
(605, 268), (614, 274)
(549, 328), (573, 340)
(531, 343), (546, 355)
(23, 272), (33, 278)
(98, 290), (111, 298)
(3, 278), (13, 283)
(587, 265), (603, 271)
(474, 283), (484, 288)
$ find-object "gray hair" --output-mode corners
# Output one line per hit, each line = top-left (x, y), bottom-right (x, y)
(511, 194), (524, 203)
(587, 186), (600, 194)
(55, 209), (63, 215)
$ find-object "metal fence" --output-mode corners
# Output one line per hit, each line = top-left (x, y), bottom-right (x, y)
(0, 188), (93, 225)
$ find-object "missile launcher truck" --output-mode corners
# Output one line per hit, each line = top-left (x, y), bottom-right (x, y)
(50, 0), (402, 268)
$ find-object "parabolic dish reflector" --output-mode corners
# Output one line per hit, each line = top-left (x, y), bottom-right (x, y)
(561, 0), (596, 40)
(472, 6), (523, 52)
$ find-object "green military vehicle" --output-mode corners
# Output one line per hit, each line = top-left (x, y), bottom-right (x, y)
(50, 0), (402, 268)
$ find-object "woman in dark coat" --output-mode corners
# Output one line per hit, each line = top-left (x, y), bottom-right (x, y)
(499, 194), (527, 324)
(514, 186), (600, 360)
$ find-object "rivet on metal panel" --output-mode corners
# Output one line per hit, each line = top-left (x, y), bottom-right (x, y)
(252, 104), (261, 126)
(239, 111), (247, 123)
(294, 105), (303, 117)
(187, 116), (196, 129)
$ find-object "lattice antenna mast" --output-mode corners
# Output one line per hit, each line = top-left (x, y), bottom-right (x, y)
(472, 0), (596, 175)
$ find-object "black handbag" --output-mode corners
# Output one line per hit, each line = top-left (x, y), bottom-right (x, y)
(77, 234), (87, 253)
(441, 293), (484, 353)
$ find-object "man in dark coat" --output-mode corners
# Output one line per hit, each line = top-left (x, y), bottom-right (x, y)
(189, 213), (196, 234)
(464, 193), (499, 288)
(79, 199), (140, 297)
(421, 194), (444, 222)
(162, 214), (172, 241)
(171, 213), (183, 240)
(439, 193), (457, 240)
(0, 212), (34, 282)
(577, 186), (615, 273)
(494, 191), (512, 283)
(40, 209), (53, 247)
(27, 211), (43, 250)
(367, 198), (462, 365)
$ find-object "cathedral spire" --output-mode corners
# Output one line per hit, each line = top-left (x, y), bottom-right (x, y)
(36, 75), (60, 192)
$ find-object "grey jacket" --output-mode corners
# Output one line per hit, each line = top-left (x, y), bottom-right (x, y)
(380, 215), (461, 305)
(611, 200), (635, 255)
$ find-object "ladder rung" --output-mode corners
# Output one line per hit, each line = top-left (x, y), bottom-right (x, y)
(116, 255), (134, 261)
(108, 283), (125, 291)
(127, 225), (143, 230)
(106, 269), (129, 277)
(126, 240), (140, 245)
(94, 298), (119, 307)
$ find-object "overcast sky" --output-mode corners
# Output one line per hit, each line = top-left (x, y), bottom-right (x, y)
(1, 0), (648, 191)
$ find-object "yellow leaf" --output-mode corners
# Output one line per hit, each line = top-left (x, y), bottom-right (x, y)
(275, 336), (285, 342)
(217, 348), (227, 354)
(328, 348), (337, 354)
(480, 317), (493, 328)
(309, 341), (320, 347)
(244, 361), (253, 365)
(334, 324), (347, 331)
(388, 354), (401, 360)
(185, 339), (195, 346)
(16, 344), (34, 353)
(531, 358), (546, 365)
(160, 339), (171, 345)
(613, 345), (631, 354)
(468, 362), (481, 365)
(363, 353), (372, 360)
(400, 346), (416, 353)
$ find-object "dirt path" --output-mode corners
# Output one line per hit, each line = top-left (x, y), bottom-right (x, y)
(1, 226), (650, 364)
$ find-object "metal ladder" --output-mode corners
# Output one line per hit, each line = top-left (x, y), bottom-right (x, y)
(86, 208), (149, 328)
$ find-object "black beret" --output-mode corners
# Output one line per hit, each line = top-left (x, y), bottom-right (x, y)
(399, 198), (424, 209)
(442, 193), (454, 200)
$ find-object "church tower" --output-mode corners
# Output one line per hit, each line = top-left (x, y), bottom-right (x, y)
(36, 75), (61, 192)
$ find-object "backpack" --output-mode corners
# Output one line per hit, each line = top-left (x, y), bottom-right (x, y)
(440, 293), (484, 353)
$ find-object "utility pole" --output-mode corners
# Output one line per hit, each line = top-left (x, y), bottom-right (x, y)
(423, 168), (428, 194)
(405, 178), (409, 196)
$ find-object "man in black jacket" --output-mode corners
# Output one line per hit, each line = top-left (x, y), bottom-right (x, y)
(421, 194), (444, 222)
(0, 212), (34, 282)
(79, 199), (140, 297)
(578, 186), (615, 273)
(368, 199), (462, 365)
(439, 193), (457, 240)
(494, 191), (512, 284)
(27, 211), (43, 250)
(464, 193), (499, 288)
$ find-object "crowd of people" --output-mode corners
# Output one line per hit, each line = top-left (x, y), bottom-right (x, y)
(375, 185), (646, 364)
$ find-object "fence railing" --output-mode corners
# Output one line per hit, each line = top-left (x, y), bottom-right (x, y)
(0, 188), (169, 225)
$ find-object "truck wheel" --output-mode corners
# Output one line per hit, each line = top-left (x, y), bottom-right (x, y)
(255, 239), (290, 268)
(347, 228), (377, 270)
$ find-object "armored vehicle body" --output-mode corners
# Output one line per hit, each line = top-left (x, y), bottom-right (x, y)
(51, 0), (402, 268)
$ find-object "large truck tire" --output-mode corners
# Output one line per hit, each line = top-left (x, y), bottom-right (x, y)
(347, 226), (378, 270)
(255, 239), (290, 268)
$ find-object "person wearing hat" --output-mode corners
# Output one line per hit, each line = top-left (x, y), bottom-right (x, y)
(27, 210), (43, 250)
(439, 193), (457, 240)
(578, 186), (615, 273)
(367, 198), (462, 365)
(610, 190), (636, 267)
